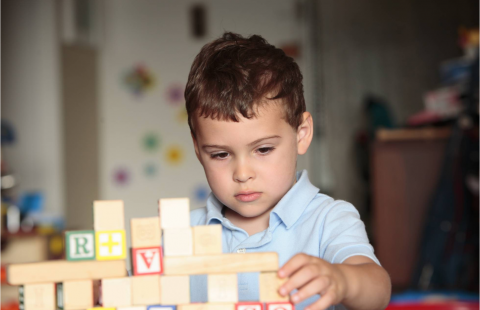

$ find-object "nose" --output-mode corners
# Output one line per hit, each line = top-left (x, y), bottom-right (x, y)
(233, 158), (255, 183)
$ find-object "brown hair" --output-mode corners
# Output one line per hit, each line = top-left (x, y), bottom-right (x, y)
(185, 32), (306, 137)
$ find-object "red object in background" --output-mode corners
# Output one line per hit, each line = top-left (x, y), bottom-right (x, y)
(0, 301), (19, 310)
(386, 302), (479, 310)
(1, 265), (7, 284)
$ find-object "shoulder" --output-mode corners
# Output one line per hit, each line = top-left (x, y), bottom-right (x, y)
(300, 194), (361, 226)
(190, 207), (208, 226)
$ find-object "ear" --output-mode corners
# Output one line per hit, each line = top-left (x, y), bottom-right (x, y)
(297, 112), (313, 155)
(191, 132), (202, 163)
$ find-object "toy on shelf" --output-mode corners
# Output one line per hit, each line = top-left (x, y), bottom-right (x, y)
(6, 198), (294, 310)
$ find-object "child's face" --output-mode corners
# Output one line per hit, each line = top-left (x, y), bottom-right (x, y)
(192, 102), (312, 220)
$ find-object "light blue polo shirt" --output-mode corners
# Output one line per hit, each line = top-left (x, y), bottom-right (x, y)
(189, 170), (380, 310)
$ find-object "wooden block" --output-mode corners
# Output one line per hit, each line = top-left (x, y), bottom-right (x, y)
(147, 306), (176, 310)
(87, 308), (116, 310)
(23, 283), (56, 310)
(265, 302), (294, 310)
(159, 275), (190, 305)
(65, 230), (95, 261)
(95, 230), (127, 260)
(193, 225), (222, 255)
(130, 217), (162, 248)
(163, 252), (278, 275)
(132, 247), (163, 275)
(7, 260), (127, 285)
(235, 302), (264, 310)
(102, 277), (132, 307)
(118, 307), (147, 310)
(208, 274), (238, 303)
(131, 275), (161, 305)
(178, 304), (235, 310)
(63, 280), (94, 310)
(158, 198), (190, 228)
(93, 200), (125, 231)
(163, 228), (193, 256)
(259, 272), (288, 302)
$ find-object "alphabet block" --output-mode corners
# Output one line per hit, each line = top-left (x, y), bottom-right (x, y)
(207, 274), (238, 303)
(193, 225), (222, 255)
(163, 228), (193, 256)
(265, 303), (294, 310)
(159, 275), (190, 305)
(259, 272), (288, 302)
(23, 283), (56, 310)
(132, 247), (163, 275)
(101, 277), (131, 307)
(178, 304), (235, 310)
(147, 306), (176, 310)
(235, 303), (264, 310)
(65, 231), (95, 261)
(93, 200), (125, 231)
(95, 230), (127, 260)
(158, 198), (190, 228)
(63, 280), (94, 310)
(130, 217), (162, 248)
(131, 275), (161, 305)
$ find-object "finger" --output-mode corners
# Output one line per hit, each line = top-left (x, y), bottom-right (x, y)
(278, 253), (312, 278)
(279, 263), (320, 297)
(306, 290), (337, 310)
(291, 276), (331, 304)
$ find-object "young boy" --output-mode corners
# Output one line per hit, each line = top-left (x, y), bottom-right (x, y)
(185, 32), (391, 310)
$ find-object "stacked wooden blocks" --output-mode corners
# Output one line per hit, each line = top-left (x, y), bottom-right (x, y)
(7, 198), (294, 310)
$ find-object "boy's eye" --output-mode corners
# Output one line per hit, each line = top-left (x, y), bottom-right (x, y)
(211, 152), (229, 159)
(257, 147), (275, 155)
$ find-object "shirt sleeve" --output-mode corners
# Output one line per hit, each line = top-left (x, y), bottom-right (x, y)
(320, 201), (381, 266)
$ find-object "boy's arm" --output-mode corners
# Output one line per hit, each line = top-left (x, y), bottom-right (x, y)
(278, 254), (391, 310)
(337, 256), (391, 310)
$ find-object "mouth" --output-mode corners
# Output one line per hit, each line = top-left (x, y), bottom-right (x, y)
(235, 191), (262, 202)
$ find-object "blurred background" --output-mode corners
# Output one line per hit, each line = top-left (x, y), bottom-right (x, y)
(1, 0), (479, 309)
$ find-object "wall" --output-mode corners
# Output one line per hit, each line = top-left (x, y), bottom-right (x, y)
(2, 0), (64, 218)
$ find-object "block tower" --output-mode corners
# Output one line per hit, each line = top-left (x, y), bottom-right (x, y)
(7, 198), (294, 310)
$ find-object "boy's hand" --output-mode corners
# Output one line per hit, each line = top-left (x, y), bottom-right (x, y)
(277, 253), (348, 310)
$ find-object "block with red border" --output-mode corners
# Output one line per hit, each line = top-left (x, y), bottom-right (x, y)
(265, 302), (294, 310)
(132, 247), (163, 275)
(236, 302), (264, 310)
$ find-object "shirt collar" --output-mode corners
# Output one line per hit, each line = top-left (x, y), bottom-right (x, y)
(205, 170), (319, 229)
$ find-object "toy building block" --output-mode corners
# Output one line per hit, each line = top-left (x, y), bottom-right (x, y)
(118, 307), (147, 310)
(193, 225), (222, 255)
(95, 230), (127, 260)
(102, 277), (132, 307)
(7, 260), (127, 285)
(163, 228), (193, 256)
(131, 275), (161, 305)
(259, 272), (288, 302)
(132, 247), (163, 275)
(147, 306), (176, 310)
(207, 273), (238, 303)
(177, 304), (235, 310)
(93, 200), (125, 231)
(158, 198), (190, 229)
(265, 302), (294, 310)
(130, 217), (162, 248)
(65, 230), (95, 261)
(235, 302), (264, 310)
(23, 283), (56, 310)
(63, 280), (94, 310)
(163, 252), (278, 275)
(159, 275), (190, 305)
(87, 308), (116, 310)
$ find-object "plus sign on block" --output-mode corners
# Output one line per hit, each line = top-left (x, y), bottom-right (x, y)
(65, 230), (96, 261)
(95, 230), (127, 260)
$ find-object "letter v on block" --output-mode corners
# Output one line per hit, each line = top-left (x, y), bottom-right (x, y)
(65, 230), (96, 261)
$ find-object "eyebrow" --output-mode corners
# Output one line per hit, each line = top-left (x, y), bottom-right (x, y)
(201, 135), (281, 150)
